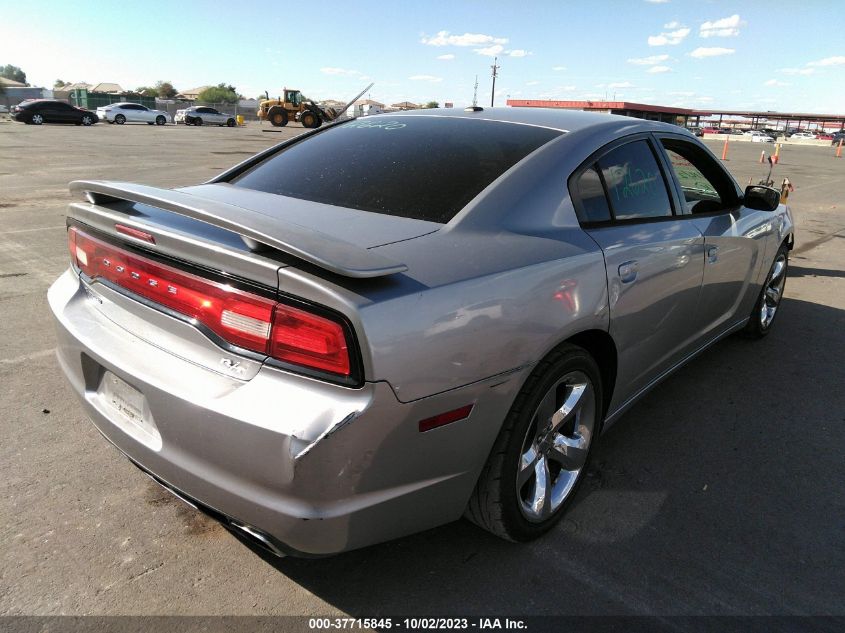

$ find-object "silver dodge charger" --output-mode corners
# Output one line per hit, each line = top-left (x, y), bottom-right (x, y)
(48, 108), (793, 556)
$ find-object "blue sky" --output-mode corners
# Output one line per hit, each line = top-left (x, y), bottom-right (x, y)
(1, 0), (843, 113)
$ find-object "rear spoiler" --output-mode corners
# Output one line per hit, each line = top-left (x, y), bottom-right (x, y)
(68, 180), (408, 279)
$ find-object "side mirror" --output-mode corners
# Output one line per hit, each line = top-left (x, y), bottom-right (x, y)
(743, 185), (780, 212)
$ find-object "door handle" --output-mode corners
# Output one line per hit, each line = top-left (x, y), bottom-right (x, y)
(618, 261), (639, 283)
(707, 246), (719, 263)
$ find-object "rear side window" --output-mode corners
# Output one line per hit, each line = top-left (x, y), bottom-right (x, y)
(574, 167), (612, 223)
(232, 117), (562, 224)
(597, 140), (672, 220)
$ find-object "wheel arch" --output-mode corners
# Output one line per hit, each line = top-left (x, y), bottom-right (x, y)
(545, 329), (617, 421)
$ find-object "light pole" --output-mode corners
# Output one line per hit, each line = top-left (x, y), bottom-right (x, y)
(490, 57), (499, 107)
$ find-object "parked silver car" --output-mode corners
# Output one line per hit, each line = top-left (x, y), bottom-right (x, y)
(175, 106), (237, 127)
(49, 108), (793, 556)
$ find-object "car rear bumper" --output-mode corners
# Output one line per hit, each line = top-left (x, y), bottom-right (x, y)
(48, 268), (519, 555)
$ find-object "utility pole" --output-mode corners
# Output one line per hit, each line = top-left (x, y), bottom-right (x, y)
(472, 75), (479, 107)
(490, 57), (499, 107)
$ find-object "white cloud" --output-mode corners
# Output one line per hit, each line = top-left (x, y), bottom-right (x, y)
(475, 44), (504, 57)
(408, 74), (443, 83)
(421, 31), (508, 47)
(526, 80), (540, 85)
(663, 21), (681, 28)
(320, 67), (361, 76)
(628, 54), (670, 65)
(648, 65), (671, 73)
(689, 47), (735, 58)
(807, 56), (845, 67)
(648, 27), (690, 46)
(699, 14), (743, 38)
(608, 81), (634, 89)
(507, 49), (530, 57)
(668, 91), (695, 96)
(552, 66), (566, 71)
(780, 67), (816, 75)
(645, 0), (669, 3)
(436, 54), (455, 60)
(764, 79), (790, 86)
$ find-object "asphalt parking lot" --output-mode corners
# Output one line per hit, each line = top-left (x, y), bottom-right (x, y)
(1, 119), (843, 617)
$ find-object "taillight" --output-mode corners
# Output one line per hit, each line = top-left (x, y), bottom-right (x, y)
(270, 304), (350, 375)
(69, 227), (354, 379)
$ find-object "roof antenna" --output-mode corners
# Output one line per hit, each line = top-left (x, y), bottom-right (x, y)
(490, 57), (499, 107)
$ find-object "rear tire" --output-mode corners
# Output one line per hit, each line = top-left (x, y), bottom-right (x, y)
(466, 344), (603, 542)
(115, 114), (126, 124)
(31, 113), (44, 125)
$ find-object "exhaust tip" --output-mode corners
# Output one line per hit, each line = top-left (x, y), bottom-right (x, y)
(227, 521), (287, 558)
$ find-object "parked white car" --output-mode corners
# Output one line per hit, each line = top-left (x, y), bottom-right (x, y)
(743, 130), (775, 143)
(790, 132), (817, 140)
(97, 102), (171, 125)
(175, 106), (237, 127)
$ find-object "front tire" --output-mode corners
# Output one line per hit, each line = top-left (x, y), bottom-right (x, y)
(226, 118), (235, 127)
(743, 243), (789, 338)
(300, 111), (318, 128)
(466, 344), (602, 541)
(194, 117), (203, 126)
(156, 115), (166, 125)
(81, 115), (93, 126)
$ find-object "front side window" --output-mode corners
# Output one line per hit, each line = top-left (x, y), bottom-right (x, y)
(660, 138), (738, 214)
(597, 140), (673, 220)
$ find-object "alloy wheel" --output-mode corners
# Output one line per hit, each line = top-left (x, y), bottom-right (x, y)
(517, 371), (596, 522)
(760, 253), (787, 328)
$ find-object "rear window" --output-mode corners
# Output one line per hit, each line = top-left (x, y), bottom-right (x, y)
(231, 116), (562, 224)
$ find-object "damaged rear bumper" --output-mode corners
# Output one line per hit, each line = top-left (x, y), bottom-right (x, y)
(48, 269), (520, 555)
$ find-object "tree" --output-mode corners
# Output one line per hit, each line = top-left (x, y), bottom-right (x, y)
(54, 79), (68, 89)
(197, 83), (238, 104)
(135, 86), (158, 97)
(1, 64), (27, 85)
(155, 81), (177, 99)
(424, 101), (439, 109)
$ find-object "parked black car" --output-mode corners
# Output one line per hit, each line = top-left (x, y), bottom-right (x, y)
(831, 131), (845, 146)
(12, 100), (98, 126)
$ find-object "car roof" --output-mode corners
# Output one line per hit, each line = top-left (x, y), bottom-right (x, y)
(376, 106), (688, 136)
